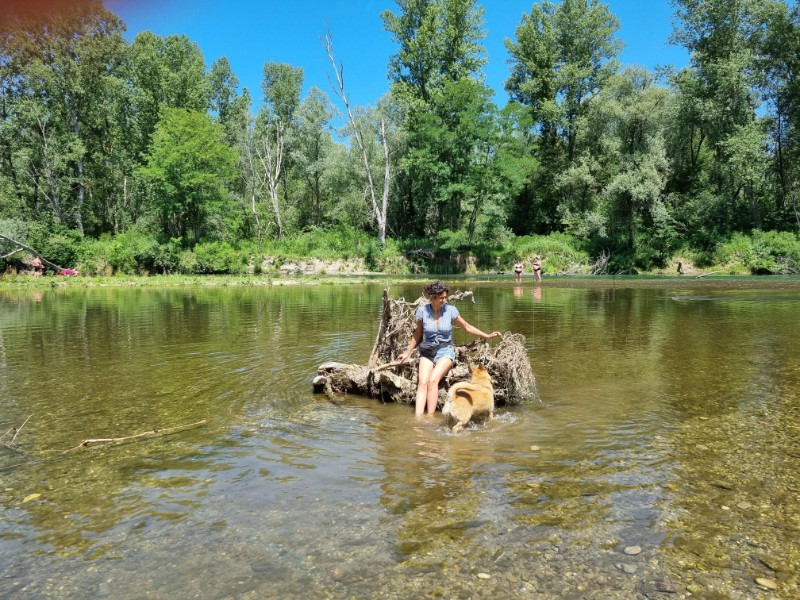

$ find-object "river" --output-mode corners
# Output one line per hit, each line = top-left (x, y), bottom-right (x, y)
(1, 277), (798, 599)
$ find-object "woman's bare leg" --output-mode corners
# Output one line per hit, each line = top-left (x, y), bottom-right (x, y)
(415, 359), (434, 416)
(425, 358), (453, 414)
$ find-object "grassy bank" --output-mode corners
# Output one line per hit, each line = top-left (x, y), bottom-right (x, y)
(2, 229), (799, 282)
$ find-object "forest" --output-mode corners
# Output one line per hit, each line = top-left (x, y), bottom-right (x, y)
(1, 0), (799, 276)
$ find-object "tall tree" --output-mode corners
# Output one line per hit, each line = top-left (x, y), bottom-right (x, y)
(580, 68), (672, 265)
(137, 107), (237, 242)
(127, 32), (210, 159)
(669, 0), (772, 235)
(208, 57), (247, 146)
(383, 0), (496, 242)
(291, 86), (336, 228)
(0, 1), (129, 234)
(254, 62), (303, 240)
(756, 0), (800, 229)
(505, 0), (621, 232)
(324, 33), (392, 247)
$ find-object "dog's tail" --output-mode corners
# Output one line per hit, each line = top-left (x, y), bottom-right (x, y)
(453, 389), (474, 406)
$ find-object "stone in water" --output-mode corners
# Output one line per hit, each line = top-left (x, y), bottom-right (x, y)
(755, 578), (777, 590)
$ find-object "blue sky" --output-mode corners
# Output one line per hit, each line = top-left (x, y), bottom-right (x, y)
(105, 0), (689, 110)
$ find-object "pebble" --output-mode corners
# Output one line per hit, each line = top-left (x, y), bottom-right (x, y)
(655, 581), (678, 593)
(529, 445), (540, 451)
(755, 577), (777, 590)
(618, 563), (637, 574)
(477, 573), (491, 580)
(737, 501), (753, 510)
(624, 546), (641, 555)
(22, 493), (41, 503)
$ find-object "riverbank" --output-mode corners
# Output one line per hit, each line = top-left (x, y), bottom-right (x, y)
(3, 270), (800, 292)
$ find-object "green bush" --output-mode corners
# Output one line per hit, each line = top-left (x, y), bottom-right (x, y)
(76, 231), (179, 275)
(748, 230), (800, 274)
(713, 230), (800, 274)
(40, 229), (83, 269)
(192, 241), (245, 274)
(275, 226), (374, 259)
(507, 233), (590, 274)
(177, 249), (198, 274)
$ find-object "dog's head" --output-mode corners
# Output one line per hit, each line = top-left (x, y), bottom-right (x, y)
(469, 363), (492, 385)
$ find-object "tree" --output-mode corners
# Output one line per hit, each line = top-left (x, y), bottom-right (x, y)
(382, 0), (497, 243)
(127, 32), (210, 158)
(252, 62), (303, 240)
(382, 0), (487, 104)
(582, 68), (673, 265)
(756, 0), (800, 228)
(291, 86), (336, 228)
(208, 57), (248, 146)
(0, 1), (129, 234)
(505, 0), (621, 232)
(324, 33), (392, 247)
(669, 0), (772, 235)
(137, 107), (237, 242)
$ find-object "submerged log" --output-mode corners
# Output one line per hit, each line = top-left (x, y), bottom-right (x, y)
(313, 288), (538, 407)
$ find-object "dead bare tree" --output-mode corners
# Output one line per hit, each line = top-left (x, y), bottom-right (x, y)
(255, 119), (285, 240)
(322, 31), (391, 248)
(591, 250), (611, 275)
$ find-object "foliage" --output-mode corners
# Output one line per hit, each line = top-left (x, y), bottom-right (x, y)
(2, 1), (800, 278)
(264, 226), (375, 260)
(506, 233), (590, 274)
(137, 107), (238, 242)
(714, 230), (800, 274)
(40, 229), (84, 268)
(192, 241), (246, 274)
(78, 231), (178, 275)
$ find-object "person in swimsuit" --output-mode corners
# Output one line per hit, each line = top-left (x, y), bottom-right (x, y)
(31, 256), (44, 276)
(532, 255), (542, 282)
(514, 259), (524, 282)
(397, 281), (502, 416)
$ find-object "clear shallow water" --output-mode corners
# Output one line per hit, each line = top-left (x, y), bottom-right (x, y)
(1, 279), (798, 599)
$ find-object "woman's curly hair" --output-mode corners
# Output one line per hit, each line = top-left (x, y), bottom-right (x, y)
(424, 281), (449, 297)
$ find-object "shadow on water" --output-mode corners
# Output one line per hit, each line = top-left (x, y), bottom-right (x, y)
(1, 278), (798, 598)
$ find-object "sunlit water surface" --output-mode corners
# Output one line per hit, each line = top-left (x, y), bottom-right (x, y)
(1, 279), (799, 599)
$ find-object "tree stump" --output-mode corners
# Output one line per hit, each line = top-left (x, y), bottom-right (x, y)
(313, 288), (537, 407)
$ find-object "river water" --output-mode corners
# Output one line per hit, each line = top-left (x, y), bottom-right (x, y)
(1, 278), (798, 599)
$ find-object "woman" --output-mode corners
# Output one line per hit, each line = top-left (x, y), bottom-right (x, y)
(397, 282), (502, 416)
(514, 259), (524, 282)
(532, 255), (542, 282)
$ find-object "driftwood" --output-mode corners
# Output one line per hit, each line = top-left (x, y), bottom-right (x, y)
(1, 417), (207, 460)
(313, 288), (538, 407)
(61, 420), (208, 453)
(1, 415), (33, 455)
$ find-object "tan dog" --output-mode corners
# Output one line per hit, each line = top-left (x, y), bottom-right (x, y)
(443, 364), (495, 432)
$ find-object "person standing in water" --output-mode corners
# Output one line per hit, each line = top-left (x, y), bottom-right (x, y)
(514, 259), (524, 282)
(396, 281), (502, 417)
(532, 255), (543, 281)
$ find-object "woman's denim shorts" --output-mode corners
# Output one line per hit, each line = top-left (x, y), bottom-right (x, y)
(432, 345), (456, 364)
